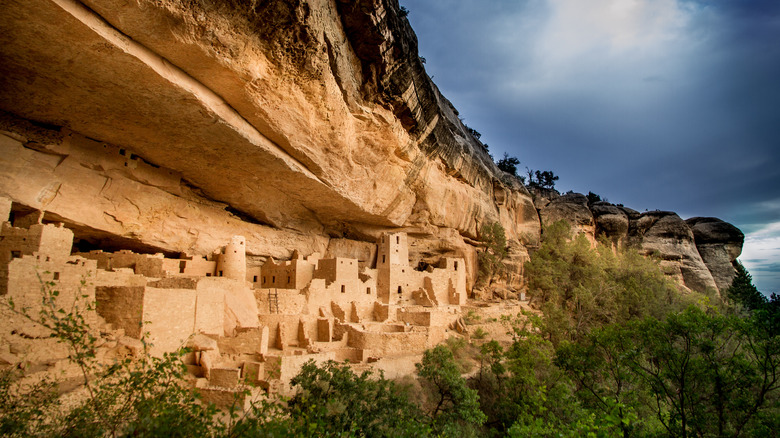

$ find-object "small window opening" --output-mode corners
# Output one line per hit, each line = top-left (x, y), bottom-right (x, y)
(382, 255), (386, 263)
(206, 273), (212, 277)
(272, 276), (275, 283)
(179, 260), (186, 273)
(119, 149), (126, 156)
(53, 272), (60, 280)
(253, 275), (258, 282)
(396, 236), (399, 244)
(218, 270), (223, 277)
(287, 276), (291, 284)
(130, 153), (137, 160)
(341, 285), (346, 293)
(397, 286), (402, 294)
(366, 287), (371, 295)
(454, 261), (459, 270)
(262, 276), (266, 283)
(10, 251), (20, 259)
(46, 256), (50, 262)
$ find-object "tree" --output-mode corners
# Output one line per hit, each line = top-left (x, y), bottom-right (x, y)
(524, 168), (559, 189)
(727, 262), (767, 311)
(416, 344), (486, 434)
(524, 220), (687, 344)
(284, 360), (427, 437)
(534, 170), (559, 189)
(586, 191), (602, 205)
(466, 126), (481, 140)
(477, 222), (508, 286)
(497, 153), (520, 176)
(2, 277), (221, 437)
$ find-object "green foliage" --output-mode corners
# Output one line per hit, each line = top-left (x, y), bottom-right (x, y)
(0, 370), (60, 437)
(463, 309), (481, 325)
(728, 261), (767, 311)
(557, 307), (780, 437)
(3, 276), (222, 437)
(496, 153), (520, 176)
(416, 344), (486, 435)
(525, 168), (560, 189)
(586, 191), (602, 205)
(477, 222), (508, 287)
(471, 327), (487, 340)
(284, 360), (427, 437)
(525, 220), (688, 344)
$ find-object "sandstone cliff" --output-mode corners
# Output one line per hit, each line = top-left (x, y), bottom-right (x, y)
(0, 0), (740, 295)
(532, 189), (744, 295)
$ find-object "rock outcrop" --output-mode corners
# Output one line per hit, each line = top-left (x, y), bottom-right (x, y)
(538, 193), (596, 245)
(533, 190), (739, 295)
(0, 0), (741, 298)
(686, 217), (744, 292)
(0, 0), (537, 291)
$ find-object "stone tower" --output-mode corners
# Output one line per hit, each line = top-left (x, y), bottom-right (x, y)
(217, 235), (246, 281)
(376, 232), (410, 303)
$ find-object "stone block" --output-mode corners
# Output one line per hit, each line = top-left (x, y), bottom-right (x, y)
(317, 318), (332, 342)
(209, 367), (241, 388)
(243, 361), (264, 384)
(259, 326), (269, 356)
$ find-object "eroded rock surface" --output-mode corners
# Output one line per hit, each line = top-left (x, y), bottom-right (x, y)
(0, 0), (537, 288)
(0, 0), (742, 298)
(538, 193), (596, 244)
(686, 217), (744, 292)
(534, 192), (738, 294)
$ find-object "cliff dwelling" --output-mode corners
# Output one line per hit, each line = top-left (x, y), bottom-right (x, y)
(0, 201), (472, 404)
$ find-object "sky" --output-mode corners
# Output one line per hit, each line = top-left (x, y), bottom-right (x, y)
(400, 0), (780, 294)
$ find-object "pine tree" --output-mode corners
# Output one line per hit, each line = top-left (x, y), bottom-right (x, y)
(727, 262), (766, 311)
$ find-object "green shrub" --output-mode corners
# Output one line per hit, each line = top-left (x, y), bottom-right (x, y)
(477, 222), (507, 287)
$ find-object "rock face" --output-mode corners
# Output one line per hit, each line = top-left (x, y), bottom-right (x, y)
(0, 0), (537, 290)
(635, 212), (719, 293)
(590, 202), (629, 247)
(534, 192), (737, 295)
(0, 0), (741, 296)
(538, 193), (596, 244)
(686, 217), (744, 292)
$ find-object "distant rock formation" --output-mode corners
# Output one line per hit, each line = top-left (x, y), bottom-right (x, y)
(686, 217), (745, 292)
(531, 188), (743, 295)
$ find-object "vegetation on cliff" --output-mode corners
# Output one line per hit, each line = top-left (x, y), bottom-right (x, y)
(2, 229), (777, 437)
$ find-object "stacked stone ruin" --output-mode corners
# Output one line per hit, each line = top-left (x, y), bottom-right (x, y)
(0, 199), (466, 404)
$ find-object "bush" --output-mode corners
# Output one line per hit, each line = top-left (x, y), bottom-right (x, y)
(416, 345), (486, 435)
(284, 360), (427, 437)
(477, 222), (507, 287)
(2, 277), (222, 437)
(524, 220), (689, 344)
(496, 153), (520, 176)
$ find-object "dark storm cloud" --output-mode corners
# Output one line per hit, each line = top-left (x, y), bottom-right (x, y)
(401, 0), (780, 292)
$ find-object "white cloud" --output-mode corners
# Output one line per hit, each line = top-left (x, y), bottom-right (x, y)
(543, 0), (687, 54)
(740, 220), (780, 294)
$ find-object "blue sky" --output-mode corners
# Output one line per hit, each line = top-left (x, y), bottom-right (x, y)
(400, 0), (780, 294)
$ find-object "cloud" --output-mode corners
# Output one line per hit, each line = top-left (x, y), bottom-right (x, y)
(404, 0), (780, 289)
(740, 220), (780, 293)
